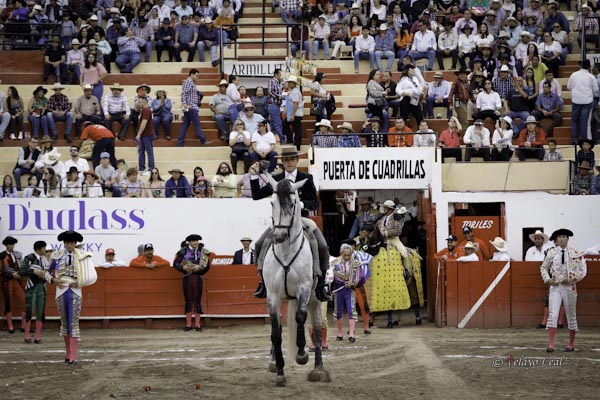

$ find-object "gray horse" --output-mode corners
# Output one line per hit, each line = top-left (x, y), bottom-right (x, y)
(263, 175), (330, 387)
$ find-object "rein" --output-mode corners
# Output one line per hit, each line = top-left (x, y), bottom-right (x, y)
(272, 233), (305, 300)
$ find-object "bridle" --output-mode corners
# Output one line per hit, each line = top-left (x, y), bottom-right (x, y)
(271, 191), (303, 245)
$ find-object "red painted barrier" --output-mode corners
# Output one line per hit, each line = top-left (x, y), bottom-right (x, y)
(441, 260), (600, 328)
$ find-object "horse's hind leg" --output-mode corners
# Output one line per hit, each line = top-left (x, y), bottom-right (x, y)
(269, 303), (286, 386)
(295, 291), (309, 365)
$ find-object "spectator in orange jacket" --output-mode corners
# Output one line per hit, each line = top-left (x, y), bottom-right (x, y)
(457, 226), (492, 260)
(435, 234), (459, 261)
(516, 115), (546, 161)
(387, 117), (413, 147)
(130, 243), (170, 269)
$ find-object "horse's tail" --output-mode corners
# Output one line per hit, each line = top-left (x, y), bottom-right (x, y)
(287, 299), (298, 360)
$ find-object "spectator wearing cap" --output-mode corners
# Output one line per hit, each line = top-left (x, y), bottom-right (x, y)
(95, 152), (121, 197)
(133, 17), (155, 63)
(74, 84), (102, 137)
(458, 226), (491, 260)
(516, 115), (546, 161)
(116, 28), (146, 73)
(353, 26), (375, 73)
(435, 234), (459, 261)
(47, 83), (74, 142)
(174, 15), (198, 62)
(436, 19), (458, 70)
(463, 119), (491, 162)
(423, 71), (451, 119)
(457, 24), (476, 70)
(97, 248), (127, 268)
(568, 60), (599, 145)
(44, 37), (68, 84)
(156, 18), (175, 62)
(233, 236), (255, 265)
(531, 81), (563, 138)
(250, 120), (278, 172)
(151, 90), (173, 140)
(61, 165), (84, 197)
(103, 83), (131, 141)
(166, 168), (192, 197)
(197, 17), (223, 66)
(409, 21), (436, 71)
(130, 243), (170, 269)
(438, 116), (463, 162)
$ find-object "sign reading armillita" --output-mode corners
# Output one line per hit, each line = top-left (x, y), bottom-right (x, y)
(224, 61), (291, 77)
(312, 148), (434, 190)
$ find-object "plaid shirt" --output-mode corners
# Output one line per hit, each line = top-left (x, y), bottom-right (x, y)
(134, 24), (155, 41)
(543, 150), (563, 162)
(181, 77), (199, 110)
(338, 135), (361, 147)
(103, 92), (130, 115)
(281, 0), (301, 13)
(312, 134), (338, 148)
(574, 15), (599, 35)
(117, 36), (145, 53)
(48, 93), (71, 112)
(268, 77), (282, 106)
(492, 77), (514, 100)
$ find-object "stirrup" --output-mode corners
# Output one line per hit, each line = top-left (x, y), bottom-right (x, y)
(253, 282), (267, 298)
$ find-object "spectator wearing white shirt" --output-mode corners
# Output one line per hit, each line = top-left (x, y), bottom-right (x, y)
(525, 230), (552, 261)
(227, 74), (243, 124)
(413, 121), (436, 147)
(174, 0), (194, 19)
(83, 171), (103, 198)
(456, 242), (479, 262)
(567, 60), (599, 144)
(475, 79), (502, 122)
(423, 72), (451, 119)
(491, 116), (514, 161)
(515, 31), (535, 76)
(538, 32), (562, 77)
(463, 119), (491, 162)
(250, 119), (277, 172)
(453, 9), (478, 35)
(436, 19), (458, 70)
(97, 248), (127, 268)
(229, 119), (251, 174)
(490, 237), (510, 262)
(396, 64), (424, 126)
(63, 145), (90, 180)
(311, 16), (330, 60)
(457, 24), (475, 70)
(409, 22), (436, 71)
(353, 27), (375, 73)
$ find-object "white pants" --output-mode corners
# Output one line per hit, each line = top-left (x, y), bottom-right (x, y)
(547, 284), (578, 331)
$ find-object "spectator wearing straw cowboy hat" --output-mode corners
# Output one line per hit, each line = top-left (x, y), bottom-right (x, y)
(47, 83), (75, 142)
(233, 236), (255, 265)
(337, 122), (361, 147)
(516, 115), (546, 161)
(74, 84), (103, 137)
(312, 119), (337, 148)
(103, 83), (130, 141)
(525, 230), (551, 262)
(490, 237), (511, 262)
(456, 242), (479, 262)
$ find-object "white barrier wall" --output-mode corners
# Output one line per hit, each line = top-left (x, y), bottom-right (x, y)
(0, 198), (272, 263)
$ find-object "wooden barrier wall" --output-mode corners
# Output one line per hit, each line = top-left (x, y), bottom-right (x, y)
(0, 265), (267, 327)
(443, 261), (600, 328)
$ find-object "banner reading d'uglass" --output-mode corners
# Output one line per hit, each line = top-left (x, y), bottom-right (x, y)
(311, 148), (434, 190)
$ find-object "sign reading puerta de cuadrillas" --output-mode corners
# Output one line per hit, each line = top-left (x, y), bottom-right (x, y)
(311, 148), (434, 190)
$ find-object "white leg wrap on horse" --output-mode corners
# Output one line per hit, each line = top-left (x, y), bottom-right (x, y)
(547, 284), (578, 331)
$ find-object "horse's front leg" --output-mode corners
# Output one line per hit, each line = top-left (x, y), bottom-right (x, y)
(308, 294), (331, 383)
(295, 289), (309, 365)
(269, 301), (286, 386)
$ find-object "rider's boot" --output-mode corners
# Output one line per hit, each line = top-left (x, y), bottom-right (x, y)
(253, 271), (267, 298)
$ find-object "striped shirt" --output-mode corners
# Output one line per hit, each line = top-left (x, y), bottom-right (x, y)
(103, 93), (130, 116)
(181, 77), (199, 110)
(117, 36), (145, 53)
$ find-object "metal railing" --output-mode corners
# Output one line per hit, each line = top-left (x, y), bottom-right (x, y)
(0, 21), (61, 50)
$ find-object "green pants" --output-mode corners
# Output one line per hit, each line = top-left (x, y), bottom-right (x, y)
(25, 283), (46, 322)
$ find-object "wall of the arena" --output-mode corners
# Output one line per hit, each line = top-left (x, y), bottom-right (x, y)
(0, 265), (267, 329)
(0, 198), (272, 262)
(438, 261), (600, 328)
(432, 187), (600, 260)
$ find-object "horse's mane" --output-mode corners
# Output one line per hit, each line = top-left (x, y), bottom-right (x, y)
(276, 179), (295, 215)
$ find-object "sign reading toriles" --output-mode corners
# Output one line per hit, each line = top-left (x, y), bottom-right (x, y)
(311, 148), (434, 190)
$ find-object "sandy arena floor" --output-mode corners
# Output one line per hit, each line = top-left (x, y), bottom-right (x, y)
(0, 317), (598, 400)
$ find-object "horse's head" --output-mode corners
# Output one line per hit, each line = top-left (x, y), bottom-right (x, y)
(268, 174), (307, 244)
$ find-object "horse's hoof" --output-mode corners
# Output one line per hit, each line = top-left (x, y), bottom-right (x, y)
(275, 375), (286, 387)
(296, 351), (309, 365)
(268, 362), (277, 373)
(307, 368), (331, 382)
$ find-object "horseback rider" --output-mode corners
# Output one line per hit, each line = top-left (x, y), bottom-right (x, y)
(249, 146), (332, 302)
